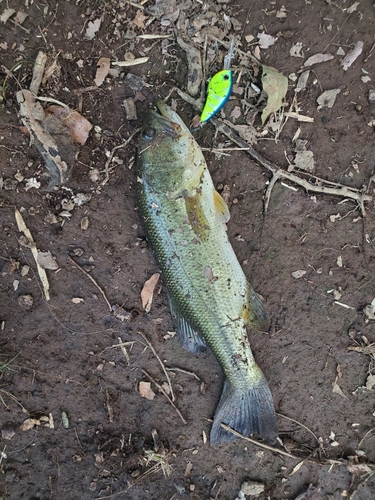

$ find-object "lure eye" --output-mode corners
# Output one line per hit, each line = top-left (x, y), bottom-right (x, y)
(223, 74), (229, 80)
(143, 127), (156, 140)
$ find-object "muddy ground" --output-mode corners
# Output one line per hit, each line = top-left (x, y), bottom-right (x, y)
(1, 1), (375, 499)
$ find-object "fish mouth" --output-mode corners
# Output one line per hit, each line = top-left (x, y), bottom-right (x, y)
(144, 101), (182, 138)
(155, 100), (174, 120)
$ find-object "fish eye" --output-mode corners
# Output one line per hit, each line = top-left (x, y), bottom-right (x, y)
(143, 127), (156, 140)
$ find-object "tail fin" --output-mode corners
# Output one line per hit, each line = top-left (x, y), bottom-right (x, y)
(210, 378), (278, 445)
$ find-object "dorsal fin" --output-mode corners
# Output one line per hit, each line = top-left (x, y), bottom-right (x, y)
(213, 190), (230, 223)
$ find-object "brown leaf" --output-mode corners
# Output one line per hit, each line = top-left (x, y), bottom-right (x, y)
(230, 106), (241, 120)
(44, 105), (92, 145)
(20, 418), (40, 431)
(132, 11), (147, 29)
(37, 251), (59, 270)
(139, 381), (156, 400)
(95, 57), (110, 87)
(341, 41), (364, 71)
(304, 53), (334, 67)
(141, 273), (160, 312)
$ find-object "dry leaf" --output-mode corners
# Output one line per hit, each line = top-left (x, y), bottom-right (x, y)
(257, 32), (278, 49)
(363, 297), (375, 320)
(316, 89), (341, 110)
(333, 366), (350, 400)
(276, 7), (287, 19)
(15, 209), (50, 301)
(341, 41), (363, 71)
(20, 418), (40, 431)
(294, 151), (315, 172)
(295, 70), (310, 93)
(366, 374), (375, 390)
(132, 11), (147, 29)
(139, 381), (156, 400)
(261, 65), (288, 124)
(0, 8), (15, 24)
(347, 2), (360, 14)
(25, 178), (41, 191)
(230, 106), (241, 120)
(347, 463), (373, 475)
(292, 270), (306, 279)
(44, 105), (92, 146)
(290, 42), (304, 58)
(112, 57), (149, 67)
(17, 90), (71, 187)
(81, 216), (89, 231)
(240, 481), (265, 496)
(176, 37), (202, 97)
(141, 273), (160, 312)
(333, 379), (349, 399)
(304, 53), (334, 67)
(257, 33), (277, 50)
(37, 251), (59, 270)
(85, 18), (101, 40)
(71, 297), (84, 304)
(95, 57), (110, 86)
(14, 11), (28, 24)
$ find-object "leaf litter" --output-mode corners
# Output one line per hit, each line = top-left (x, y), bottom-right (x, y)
(2, 1), (375, 498)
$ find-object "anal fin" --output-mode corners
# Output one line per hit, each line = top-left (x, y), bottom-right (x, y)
(168, 296), (206, 354)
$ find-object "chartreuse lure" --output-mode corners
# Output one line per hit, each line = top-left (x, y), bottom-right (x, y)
(200, 39), (235, 123)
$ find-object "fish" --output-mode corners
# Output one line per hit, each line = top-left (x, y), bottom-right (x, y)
(136, 101), (278, 445)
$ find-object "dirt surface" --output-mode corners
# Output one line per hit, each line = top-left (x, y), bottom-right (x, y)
(1, 1), (375, 499)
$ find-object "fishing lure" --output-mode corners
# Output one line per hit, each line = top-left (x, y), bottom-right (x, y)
(200, 39), (235, 123)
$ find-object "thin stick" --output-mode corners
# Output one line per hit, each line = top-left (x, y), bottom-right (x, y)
(101, 129), (140, 186)
(106, 388), (114, 423)
(348, 472), (374, 500)
(142, 369), (187, 425)
(211, 119), (372, 216)
(138, 332), (175, 401)
(166, 366), (201, 381)
(358, 428), (375, 450)
(277, 413), (320, 444)
(67, 256), (112, 312)
(220, 424), (299, 459)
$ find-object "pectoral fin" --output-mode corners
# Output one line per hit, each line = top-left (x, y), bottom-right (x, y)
(168, 296), (206, 354)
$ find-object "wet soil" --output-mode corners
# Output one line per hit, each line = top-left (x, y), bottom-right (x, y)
(1, 1), (375, 499)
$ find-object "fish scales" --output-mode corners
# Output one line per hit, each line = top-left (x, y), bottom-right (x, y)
(136, 101), (278, 444)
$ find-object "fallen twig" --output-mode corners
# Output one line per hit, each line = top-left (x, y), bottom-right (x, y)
(138, 332), (175, 401)
(67, 256), (112, 312)
(348, 471), (374, 500)
(142, 369), (187, 425)
(277, 413), (320, 445)
(101, 129), (140, 186)
(166, 366), (201, 381)
(15, 209), (50, 301)
(220, 424), (299, 459)
(211, 119), (372, 215)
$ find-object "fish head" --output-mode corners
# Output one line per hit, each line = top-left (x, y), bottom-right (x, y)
(137, 101), (206, 196)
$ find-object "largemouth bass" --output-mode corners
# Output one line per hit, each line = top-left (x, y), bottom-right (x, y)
(136, 101), (278, 444)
